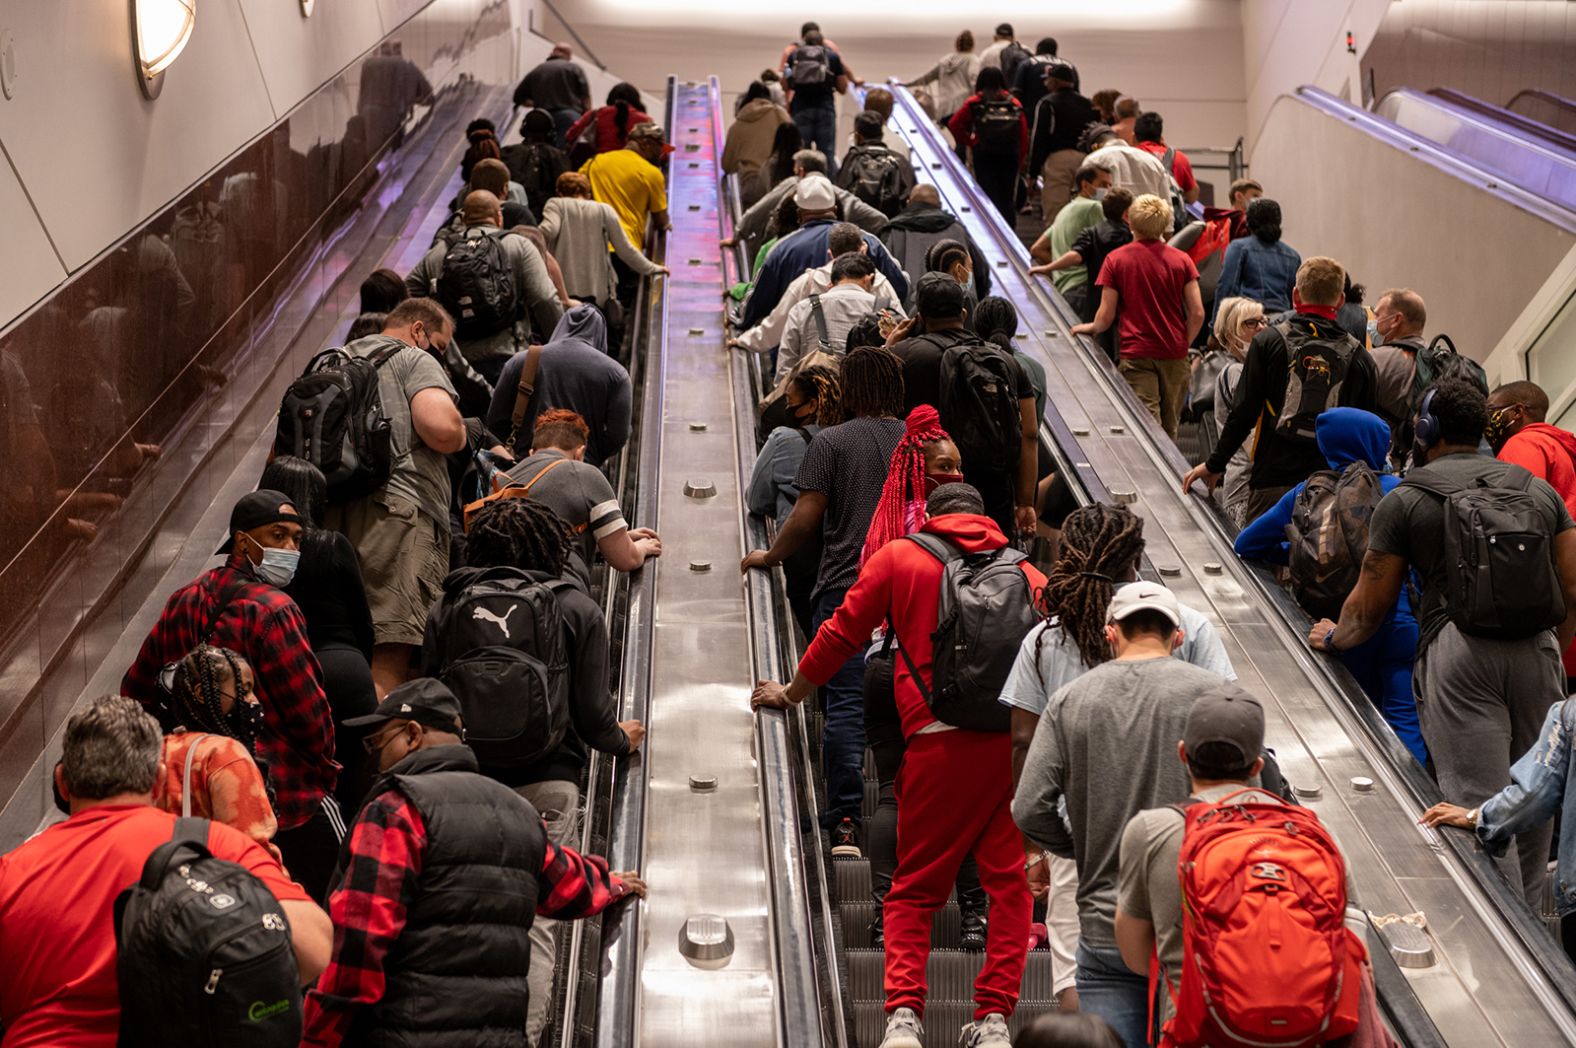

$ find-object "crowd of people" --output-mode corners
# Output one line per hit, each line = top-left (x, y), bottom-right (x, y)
(2, 23), (1575, 1048)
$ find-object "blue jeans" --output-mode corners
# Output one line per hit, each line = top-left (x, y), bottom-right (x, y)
(1075, 942), (1150, 1048)
(792, 102), (839, 177)
(812, 587), (865, 827)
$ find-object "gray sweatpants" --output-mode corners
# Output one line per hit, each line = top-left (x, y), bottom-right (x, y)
(517, 779), (582, 1046)
(1414, 624), (1564, 907)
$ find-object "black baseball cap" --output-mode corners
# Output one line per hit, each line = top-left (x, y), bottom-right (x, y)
(853, 111), (885, 140)
(1044, 60), (1078, 84)
(344, 678), (467, 737)
(995, 23), (1014, 37)
(217, 489), (304, 553)
(914, 271), (966, 319)
(1183, 684), (1265, 769)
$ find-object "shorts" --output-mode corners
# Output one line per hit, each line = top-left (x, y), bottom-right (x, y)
(327, 491), (448, 648)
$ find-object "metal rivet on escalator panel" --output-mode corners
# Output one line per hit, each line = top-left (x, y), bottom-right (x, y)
(996, 259), (1008, 267)
(688, 204), (701, 211)
(689, 421), (708, 432)
(689, 774), (717, 792)
(689, 327), (705, 336)
(1072, 427), (1089, 436)
(687, 162), (700, 169)
(1293, 782), (1322, 801)
(679, 913), (735, 969)
(684, 478), (717, 499)
(1486, 181), (1498, 189)
(689, 560), (712, 573)
(1109, 425), (1125, 435)
(684, 143), (700, 152)
(1014, 333), (1027, 340)
(1111, 489), (1137, 505)
(1350, 776), (1374, 793)
(960, 205), (971, 212)
(1158, 564), (1182, 577)
(688, 258), (704, 265)
(1074, 462), (1091, 470)
(1204, 562), (1223, 575)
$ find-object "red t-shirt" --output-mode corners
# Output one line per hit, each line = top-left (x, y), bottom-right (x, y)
(1096, 239), (1200, 360)
(0, 805), (310, 1047)
(1137, 140), (1197, 192)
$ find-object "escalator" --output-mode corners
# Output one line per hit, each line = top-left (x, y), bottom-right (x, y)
(1508, 90), (1576, 139)
(877, 81), (1576, 1047)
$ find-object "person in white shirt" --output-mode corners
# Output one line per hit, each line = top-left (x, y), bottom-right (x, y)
(728, 222), (905, 355)
(1082, 125), (1172, 203)
(978, 23), (1018, 70)
(775, 254), (895, 382)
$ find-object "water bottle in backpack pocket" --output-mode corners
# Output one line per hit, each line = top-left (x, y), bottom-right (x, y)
(274, 343), (398, 503)
(1400, 463), (1565, 640)
(1285, 462), (1385, 621)
(431, 568), (571, 767)
(1159, 792), (1364, 1048)
(1275, 323), (1358, 443)
(114, 817), (302, 1046)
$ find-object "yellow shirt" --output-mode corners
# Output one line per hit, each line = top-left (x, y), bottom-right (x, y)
(581, 148), (668, 249)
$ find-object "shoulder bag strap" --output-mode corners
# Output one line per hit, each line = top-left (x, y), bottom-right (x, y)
(139, 816), (212, 891)
(809, 293), (831, 350)
(507, 344), (546, 448)
(885, 616), (934, 706)
(903, 531), (960, 564)
(518, 457), (570, 495)
(181, 734), (211, 819)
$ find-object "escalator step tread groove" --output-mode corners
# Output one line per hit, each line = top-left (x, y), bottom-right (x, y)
(845, 948), (1054, 1001)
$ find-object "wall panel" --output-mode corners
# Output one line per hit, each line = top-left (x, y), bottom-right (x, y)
(239, 0), (388, 119)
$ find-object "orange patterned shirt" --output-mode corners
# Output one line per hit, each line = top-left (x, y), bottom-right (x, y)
(156, 731), (283, 864)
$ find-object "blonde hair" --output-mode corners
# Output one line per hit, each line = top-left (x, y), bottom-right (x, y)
(1295, 256), (1346, 307)
(1213, 296), (1265, 354)
(1126, 194), (1173, 241)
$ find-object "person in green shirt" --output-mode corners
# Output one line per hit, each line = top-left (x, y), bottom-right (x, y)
(1028, 163), (1111, 303)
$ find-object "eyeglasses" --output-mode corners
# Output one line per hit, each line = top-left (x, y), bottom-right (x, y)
(1243, 317), (1269, 329)
(362, 724), (403, 754)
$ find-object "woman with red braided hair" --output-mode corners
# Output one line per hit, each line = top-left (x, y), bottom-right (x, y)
(859, 404), (964, 567)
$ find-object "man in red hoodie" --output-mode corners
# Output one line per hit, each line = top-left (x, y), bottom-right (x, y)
(752, 483), (1045, 1048)
(1489, 379), (1576, 686)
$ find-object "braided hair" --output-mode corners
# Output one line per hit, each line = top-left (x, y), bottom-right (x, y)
(171, 645), (275, 805)
(466, 497), (574, 574)
(1038, 504), (1146, 673)
(789, 364), (843, 427)
(838, 345), (905, 421)
(861, 405), (952, 565)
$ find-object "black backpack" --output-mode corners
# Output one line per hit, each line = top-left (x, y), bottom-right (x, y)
(275, 342), (399, 502)
(1274, 321), (1358, 442)
(999, 41), (1033, 85)
(1285, 462), (1386, 620)
(430, 567), (571, 768)
(433, 229), (519, 340)
(789, 45), (830, 87)
(114, 817), (302, 1047)
(934, 335), (1023, 477)
(841, 146), (908, 217)
(973, 96), (1022, 149)
(503, 142), (565, 216)
(891, 533), (1040, 731)
(1401, 463), (1565, 640)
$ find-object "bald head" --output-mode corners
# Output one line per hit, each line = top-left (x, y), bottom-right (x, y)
(550, 43), (572, 60)
(462, 190), (503, 228)
(908, 184), (941, 208)
(1490, 380), (1550, 422)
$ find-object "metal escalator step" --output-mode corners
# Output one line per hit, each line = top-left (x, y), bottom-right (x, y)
(834, 858), (956, 907)
(841, 900), (961, 949)
(864, 749), (877, 781)
(852, 999), (1059, 1048)
(863, 778), (879, 819)
(846, 948), (1054, 1003)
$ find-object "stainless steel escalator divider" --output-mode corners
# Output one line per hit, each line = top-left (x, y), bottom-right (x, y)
(712, 75), (848, 1048)
(883, 81), (1576, 1045)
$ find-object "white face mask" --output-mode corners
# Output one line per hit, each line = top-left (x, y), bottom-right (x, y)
(1092, 187), (1108, 201)
(246, 535), (300, 588)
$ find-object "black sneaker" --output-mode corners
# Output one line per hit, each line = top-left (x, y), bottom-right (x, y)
(869, 910), (885, 949)
(958, 910), (987, 951)
(831, 818), (862, 858)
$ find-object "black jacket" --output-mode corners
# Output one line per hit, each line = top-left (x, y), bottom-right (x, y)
(423, 566), (626, 787)
(354, 744), (546, 1047)
(1206, 314), (1378, 489)
(879, 205), (993, 305)
(1029, 88), (1098, 172)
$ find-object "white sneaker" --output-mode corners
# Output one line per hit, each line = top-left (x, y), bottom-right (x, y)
(880, 1006), (924, 1048)
(960, 1012), (1011, 1048)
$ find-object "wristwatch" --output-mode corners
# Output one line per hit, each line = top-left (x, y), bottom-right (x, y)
(1322, 627), (1338, 652)
(1466, 807), (1480, 829)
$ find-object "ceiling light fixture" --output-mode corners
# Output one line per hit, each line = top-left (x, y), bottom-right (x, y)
(300, 0), (315, 15)
(132, 0), (194, 99)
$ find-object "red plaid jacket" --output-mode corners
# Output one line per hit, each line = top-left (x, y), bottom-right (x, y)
(300, 787), (632, 1046)
(122, 553), (337, 830)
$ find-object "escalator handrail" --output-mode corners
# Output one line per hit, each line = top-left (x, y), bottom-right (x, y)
(585, 75), (678, 1048)
(1424, 87), (1576, 155)
(1295, 85), (1576, 232)
(884, 81), (1544, 1041)
(711, 74), (845, 1048)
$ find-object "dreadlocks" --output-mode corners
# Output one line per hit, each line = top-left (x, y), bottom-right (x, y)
(466, 497), (573, 575)
(861, 405), (951, 565)
(838, 345), (905, 421)
(1038, 503), (1146, 672)
(789, 364), (843, 427)
(172, 645), (247, 737)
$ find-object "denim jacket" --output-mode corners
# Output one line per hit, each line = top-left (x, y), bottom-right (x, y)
(1477, 699), (1576, 914)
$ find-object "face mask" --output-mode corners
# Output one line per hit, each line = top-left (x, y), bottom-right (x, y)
(1484, 408), (1514, 452)
(227, 701), (267, 748)
(924, 471), (966, 496)
(254, 546), (300, 588)
(1092, 187), (1108, 201)
(1366, 320), (1383, 348)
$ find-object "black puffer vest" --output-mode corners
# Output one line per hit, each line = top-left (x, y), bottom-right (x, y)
(352, 744), (546, 1048)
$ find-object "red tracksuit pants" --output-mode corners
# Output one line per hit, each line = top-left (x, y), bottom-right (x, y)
(884, 728), (1031, 1019)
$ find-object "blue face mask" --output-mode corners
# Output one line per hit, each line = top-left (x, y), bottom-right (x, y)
(1367, 319), (1383, 347)
(254, 546), (300, 588)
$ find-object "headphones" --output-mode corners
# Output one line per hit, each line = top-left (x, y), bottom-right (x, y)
(1414, 387), (1441, 450)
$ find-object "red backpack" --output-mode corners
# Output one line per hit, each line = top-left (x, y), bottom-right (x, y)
(1158, 790), (1365, 1048)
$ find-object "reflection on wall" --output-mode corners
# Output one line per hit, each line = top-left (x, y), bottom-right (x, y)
(0, 0), (518, 811)
(1364, 0), (1576, 109)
